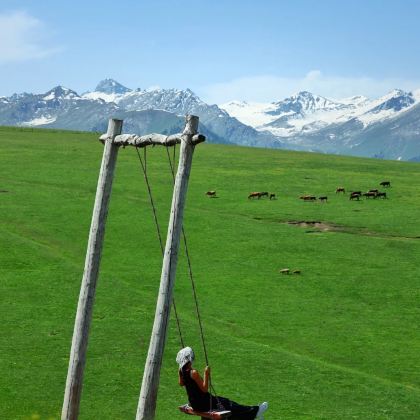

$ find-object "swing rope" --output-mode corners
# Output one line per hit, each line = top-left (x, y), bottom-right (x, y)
(137, 144), (221, 412)
(165, 146), (221, 411)
(135, 146), (185, 349)
(165, 145), (209, 363)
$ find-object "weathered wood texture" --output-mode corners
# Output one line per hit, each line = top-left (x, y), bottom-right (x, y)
(99, 132), (205, 147)
(61, 119), (122, 420)
(136, 115), (202, 420)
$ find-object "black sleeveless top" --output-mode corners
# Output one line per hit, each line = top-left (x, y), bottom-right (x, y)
(180, 366), (215, 411)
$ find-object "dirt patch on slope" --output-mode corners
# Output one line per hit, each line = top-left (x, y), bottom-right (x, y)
(285, 220), (420, 240)
(286, 221), (343, 232)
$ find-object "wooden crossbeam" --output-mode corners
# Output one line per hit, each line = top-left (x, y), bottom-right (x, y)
(99, 132), (206, 147)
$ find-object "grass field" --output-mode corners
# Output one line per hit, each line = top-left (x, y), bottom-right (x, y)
(1, 125), (420, 419)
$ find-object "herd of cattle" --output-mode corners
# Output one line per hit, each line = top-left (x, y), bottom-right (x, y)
(300, 182), (390, 202)
(298, 181), (391, 202)
(205, 181), (391, 202)
(335, 180), (391, 201)
(206, 190), (277, 199)
(247, 191), (276, 200)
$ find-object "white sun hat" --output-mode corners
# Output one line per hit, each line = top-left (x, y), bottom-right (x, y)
(176, 347), (195, 369)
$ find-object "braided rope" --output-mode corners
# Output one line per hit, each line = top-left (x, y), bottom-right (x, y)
(137, 144), (220, 411)
(165, 145), (221, 410)
(135, 147), (185, 348)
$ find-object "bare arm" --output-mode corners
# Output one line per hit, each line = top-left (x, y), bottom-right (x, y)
(191, 366), (210, 393)
(178, 369), (184, 386)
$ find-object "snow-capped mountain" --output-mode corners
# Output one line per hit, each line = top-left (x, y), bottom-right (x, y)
(285, 99), (420, 161)
(220, 94), (346, 134)
(221, 90), (418, 137)
(223, 89), (418, 131)
(1, 79), (420, 160)
(82, 79), (134, 103)
(0, 84), (122, 131)
(219, 89), (420, 160)
(95, 78), (131, 95)
(0, 79), (282, 149)
(270, 91), (348, 116)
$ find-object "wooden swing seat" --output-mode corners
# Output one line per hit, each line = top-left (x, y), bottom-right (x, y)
(179, 404), (231, 419)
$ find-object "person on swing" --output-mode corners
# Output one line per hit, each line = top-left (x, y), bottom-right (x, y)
(177, 347), (268, 419)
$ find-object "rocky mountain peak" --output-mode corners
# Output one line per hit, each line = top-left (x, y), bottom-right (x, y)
(95, 79), (131, 95)
(43, 86), (79, 100)
(370, 89), (414, 113)
(268, 91), (339, 117)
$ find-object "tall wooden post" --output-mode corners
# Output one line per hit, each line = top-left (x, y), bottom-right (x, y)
(62, 119), (122, 420)
(136, 115), (199, 420)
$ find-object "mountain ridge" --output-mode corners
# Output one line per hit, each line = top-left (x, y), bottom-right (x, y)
(220, 88), (420, 160)
(0, 79), (282, 149)
(1, 78), (419, 160)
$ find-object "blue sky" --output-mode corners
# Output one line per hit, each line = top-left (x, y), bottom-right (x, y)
(1, 0), (420, 103)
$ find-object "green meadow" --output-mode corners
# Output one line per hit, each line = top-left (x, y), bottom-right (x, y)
(1, 126), (420, 419)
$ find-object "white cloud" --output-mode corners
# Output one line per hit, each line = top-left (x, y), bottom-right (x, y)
(0, 10), (60, 64)
(198, 70), (420, 104)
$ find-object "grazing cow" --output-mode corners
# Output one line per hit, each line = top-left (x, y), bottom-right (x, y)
(292, 269), (301, 275)
(319, 196), (328, 202)
(269, 193), (276, 200)
(259, 192), (269, 198)
(279, 268), (290, 275)
(363, 191), (377, 199)
(248, 192), (261, 199)
(369, 189), (379, 194)
(300, 195), (316, 201)
(351, 191), (362, 196)
(336, 187), (345, 194)
(380, 181), (391, 187)
(205, 190), (217, 198)
(376, 192), (387, 199)
(349, 192), (361, 200)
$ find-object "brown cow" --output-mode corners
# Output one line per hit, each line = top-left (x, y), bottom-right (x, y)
(300, 195), (317, 201)
(336, 187), (345, 194)
(248, 192), (261, 199)
(363, 191), (377, 199)
(205, 191), (217, 197)
(349, 193), (361, 200)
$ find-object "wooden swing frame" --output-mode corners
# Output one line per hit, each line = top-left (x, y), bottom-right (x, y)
(61, 116), (206, 420)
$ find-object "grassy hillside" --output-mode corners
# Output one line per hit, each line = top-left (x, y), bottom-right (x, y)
(1, 126), (420, 419)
